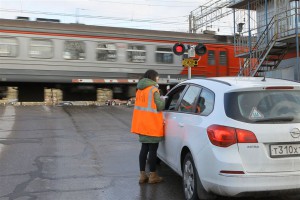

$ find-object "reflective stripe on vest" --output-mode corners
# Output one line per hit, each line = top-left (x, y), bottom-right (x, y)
(134, 86), (158, 113)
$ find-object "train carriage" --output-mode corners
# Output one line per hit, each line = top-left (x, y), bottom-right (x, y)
(0, 18), (240, 101)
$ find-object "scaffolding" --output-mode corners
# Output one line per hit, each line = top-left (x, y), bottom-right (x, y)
(230, 0), (300, 80)
(189, 0), (233, 33)
(191, 0), (300, 80)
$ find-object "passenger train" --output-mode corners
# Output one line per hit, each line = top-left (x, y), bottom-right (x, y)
(0, 18), (241, 101)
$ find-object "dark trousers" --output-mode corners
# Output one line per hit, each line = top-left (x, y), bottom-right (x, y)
(139, 143), (159, 172)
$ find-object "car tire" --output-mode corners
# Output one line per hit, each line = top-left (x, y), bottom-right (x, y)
(183, 153), (216, 200)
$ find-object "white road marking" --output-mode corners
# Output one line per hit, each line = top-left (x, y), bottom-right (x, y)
(0, 106), (16, 154)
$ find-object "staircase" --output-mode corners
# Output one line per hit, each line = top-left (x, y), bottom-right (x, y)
(238, 16), (289, 77)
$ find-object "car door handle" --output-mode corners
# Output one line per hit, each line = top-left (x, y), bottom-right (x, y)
(178, 123), (184, 127)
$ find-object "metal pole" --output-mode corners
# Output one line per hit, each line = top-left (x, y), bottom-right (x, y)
(233, 8), (236, 50)
(193, 16), (196, 33)
(265, 0), (268, 43)
(76, 8), (79, 23)
(233, 8), (239, 75)
(188, 67), (191, 79)
(295, 1), (300, 81)
(189, 12), (192, 33)
(248, 0), (252, 75)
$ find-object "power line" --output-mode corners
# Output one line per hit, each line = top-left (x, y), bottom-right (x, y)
(90, 0), (197, 7)
(0, 8), (189, 25)
(146, 0), (201, 3)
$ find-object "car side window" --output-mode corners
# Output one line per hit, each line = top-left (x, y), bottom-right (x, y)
(198, 88), (214, 115)
(178, 86), (201, 113)
(165, 85), (187, 111)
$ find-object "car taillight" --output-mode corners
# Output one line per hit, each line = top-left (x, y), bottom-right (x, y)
(236, 128), (258, 143)
(207, 125), (237, 147)
(207, 125), (257, 147)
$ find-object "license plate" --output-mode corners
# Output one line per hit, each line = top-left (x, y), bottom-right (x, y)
(270, 144), (300, 158)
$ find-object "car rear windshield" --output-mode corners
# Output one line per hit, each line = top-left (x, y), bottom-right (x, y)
(224, 90), (300, 123)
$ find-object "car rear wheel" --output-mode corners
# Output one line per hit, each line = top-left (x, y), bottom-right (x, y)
(183, 153), (216, 200)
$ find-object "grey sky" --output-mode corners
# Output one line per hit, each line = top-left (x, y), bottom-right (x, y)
(0, 0), (234, 34)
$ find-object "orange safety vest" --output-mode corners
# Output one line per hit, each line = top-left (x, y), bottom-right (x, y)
(131, 86), (164, 137)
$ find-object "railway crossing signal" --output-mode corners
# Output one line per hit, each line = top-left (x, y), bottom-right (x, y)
(172, 43), (207, 56)
(195, 43), (207, 56)
(172, 43), (185, 55)
(173, 42), (207, 80)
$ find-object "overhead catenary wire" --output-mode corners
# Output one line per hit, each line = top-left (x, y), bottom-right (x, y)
(0, 8), (189, 25)
(189, 0), (234, 32)
(89, 0), (198, 7)
(0, 0), (234, 33)
(146, 0), (201, 3)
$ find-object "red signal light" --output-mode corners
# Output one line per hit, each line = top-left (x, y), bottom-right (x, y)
(176, 45), (183, 53)
(173, 43), (185, 56)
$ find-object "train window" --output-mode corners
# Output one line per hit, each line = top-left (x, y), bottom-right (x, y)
(208, 50), (215, 65)
(63, 41), (85, 60)
(127, 44), (146, 63)
(96, 43), (117, 62)
(0, 37), (18, 57)
(156, 47), (173, 64)
(219, 51), (227, 66)
(29, 39), (53, 59)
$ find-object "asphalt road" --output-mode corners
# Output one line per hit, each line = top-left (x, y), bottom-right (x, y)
(0, 105), (293, 200)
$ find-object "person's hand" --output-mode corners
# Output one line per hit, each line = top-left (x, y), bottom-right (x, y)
(160, 96), (168, 100)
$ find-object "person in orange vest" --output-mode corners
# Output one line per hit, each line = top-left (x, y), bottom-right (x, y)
(131, 69), (165, 184)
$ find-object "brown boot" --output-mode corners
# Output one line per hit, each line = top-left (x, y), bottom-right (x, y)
(139, 171), (149, 184)
(148, 172), (163, 184)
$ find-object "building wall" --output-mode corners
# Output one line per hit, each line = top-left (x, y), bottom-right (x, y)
(266, 58), (296, 80)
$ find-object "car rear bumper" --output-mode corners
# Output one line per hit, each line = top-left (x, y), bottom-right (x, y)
(203, 172), (300, 197)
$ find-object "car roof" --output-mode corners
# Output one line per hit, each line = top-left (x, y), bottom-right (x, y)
(181, 77), (300, 92)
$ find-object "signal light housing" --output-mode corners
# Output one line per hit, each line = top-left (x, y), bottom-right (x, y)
(195, 43), (207, 56)
(173, 43), (207, 56)
(172, 43), (185, 56)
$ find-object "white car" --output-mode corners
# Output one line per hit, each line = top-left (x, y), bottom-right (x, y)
(157, 77), (300, 200)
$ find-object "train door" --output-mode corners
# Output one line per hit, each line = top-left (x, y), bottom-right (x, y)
(207, 47), (228, 77)
(207, 48), (217, 77)
(216, 47), (228, 76)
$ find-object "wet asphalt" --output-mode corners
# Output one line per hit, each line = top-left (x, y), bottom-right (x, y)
(0, 105), (292, 200)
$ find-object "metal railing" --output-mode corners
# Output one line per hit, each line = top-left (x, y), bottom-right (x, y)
(236, 7), (298, 76)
